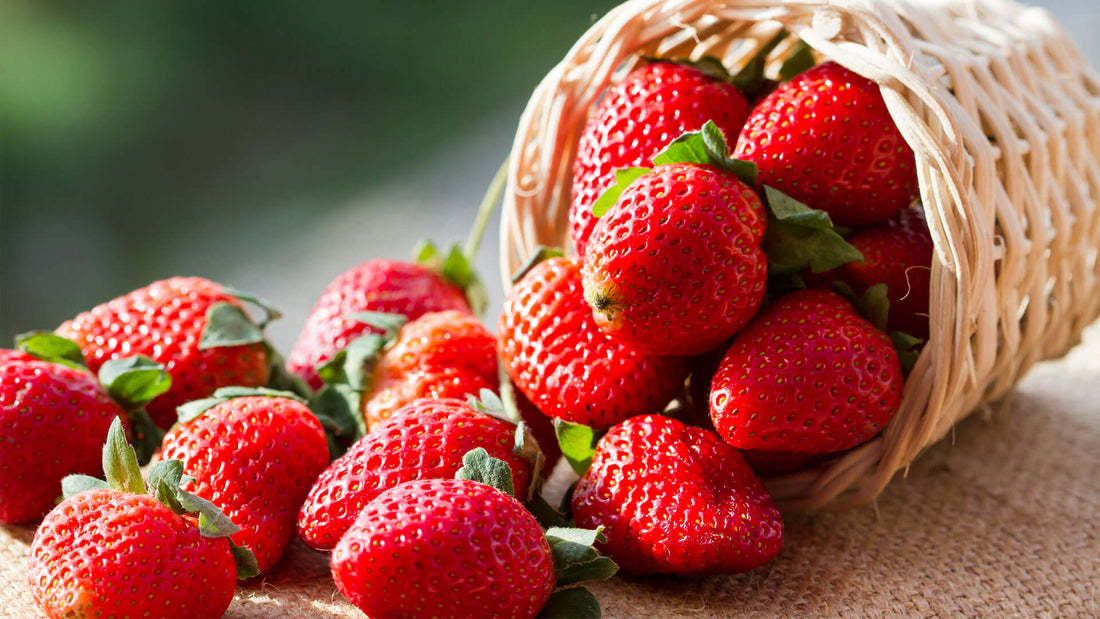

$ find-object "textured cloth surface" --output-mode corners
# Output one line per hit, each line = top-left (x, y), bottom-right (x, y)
(3, 325), (1098, 618)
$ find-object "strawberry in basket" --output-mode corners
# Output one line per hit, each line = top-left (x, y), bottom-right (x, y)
(570, 60), (753, 255)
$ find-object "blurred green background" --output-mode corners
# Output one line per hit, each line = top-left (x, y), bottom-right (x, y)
(0, 0), (618, 344)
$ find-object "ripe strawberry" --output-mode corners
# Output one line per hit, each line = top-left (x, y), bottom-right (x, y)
(498, 256), (689, 430)
(582, 162), (768, 356)
(571, 60), (752, 255)
(287, 259), (472, 390)
(27, 419), (250, 619)
(363, 310), (498, 428)
(805, 206), (933, 340)
(734, 61), (918, 226)
(159, 391), (330, 573)
(709, 289), (903, 454)
(571, 414), (783, 575)
(0, 350), (128, 524)
(297, 398), (535, 550)
(332, 477), (556, 619)
(55, 277), (272, 429)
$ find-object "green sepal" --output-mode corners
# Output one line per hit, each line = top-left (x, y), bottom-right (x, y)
(176, 386), (306, 425)
(199, 302), (265, 350)
(316, 332), (388, 392)
(527, 493), (574, 529)
(455, 447), (515, 498)
(591, 167), (650, 218)
(127, 409), (165, 465)
(102, 417), (147, 495)
(890, 331), (923, 375)
(651, 120), (757, 187)
(345, 311), (407, 338)
(763, 186), (864, 275)
(554, 419), (602, 476)
(61, 474), (109, 499)
(537, 587), (602, 619)
(146, 459), (187, 513)
(265, 349), (314, 400)
(98, 356), (171, 411)
(731, 29), (789, 98)
(220, 286), (282, 330)
(309, 384), (365, 458)
(414, 240), (488, 316)
(511, 246), (565, 284)
(546, 526), (618, 586)
(177, 488), (240, 538)
(849, 282), (890, 332)
(230, 540), (259, 580)
(513, 422), (548, 503)
(779, 39), (816, 80)
(15, 331), (87, 370)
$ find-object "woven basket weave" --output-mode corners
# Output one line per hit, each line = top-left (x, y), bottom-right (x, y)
(500, 0), (1100, 510)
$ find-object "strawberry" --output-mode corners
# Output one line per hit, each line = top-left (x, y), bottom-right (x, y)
(498, 255), (689, 430)
(27, 419), (253, 619)
(287, 259), (472, 390)
(581, 161), (768, 356)
(297, 397), (535, 551)
(709, 289), (903, 454)
(734, 61), (918, 226)
(0, 349), (128, 524)
(805, 206), (933, 340)
(159, 390), (330, 573)
(332, 477), (556, 619)
(571, 60), (752, 255)
(571, 414), (783, 575)
(361, 310), (498, 428)
(55, 277), (274, 430)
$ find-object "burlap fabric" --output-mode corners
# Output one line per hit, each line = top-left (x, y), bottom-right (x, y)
(2, 324), (1097, 617)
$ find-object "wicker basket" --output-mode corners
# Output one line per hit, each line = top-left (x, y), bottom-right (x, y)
(500, 0), (1100, 510)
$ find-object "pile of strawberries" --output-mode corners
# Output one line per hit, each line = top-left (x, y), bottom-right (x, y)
(1, 37), (935, 619)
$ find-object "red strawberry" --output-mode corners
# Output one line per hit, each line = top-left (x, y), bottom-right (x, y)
(582, 162), (768, 356)
(0, 350), (128, 524)
(709, 289), (903, 454)
(55, 277), (272, 429)
(571, 414), (783, 575)
(363, 310), (498, 428)
(734, 61), (918, 226)
(806, 206), (933, 340)
(159, 392), (330, 573)
(571, 60), (752, 255)
(287, 259), (471, 390)
(27, 419), (249, 619)
(297, 398), (535, 551)
(498, 256), (689, 430)
(332, 477), (556, 619)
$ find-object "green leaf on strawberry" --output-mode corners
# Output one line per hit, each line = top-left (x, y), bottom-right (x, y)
(537, 587), (602, 619)
(546, 526), (618, 586)
(199, 302), (266, 350)
(554, 419), (602, 476)
(345, 311), (407, 338)
(763, 185), (864, 274)
(415, 240), (489, 316)
(102, 418), (147, 496)
(229, 540), (260, 580)
(99, 356), (172, 411)
(220, 286), (282, 330)
(890, 331), (924, 374)
(456, 447), (515, 498)
(652, 120), (757, 186)
(60, 474), (109, 499)
(15, 331), (87, 370)
(591, 167), (650, 218)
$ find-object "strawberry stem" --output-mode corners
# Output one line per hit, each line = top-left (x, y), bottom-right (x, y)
(463, 157), (509, 261)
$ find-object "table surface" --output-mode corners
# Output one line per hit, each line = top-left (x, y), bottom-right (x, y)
(3, 324), (1098, 618)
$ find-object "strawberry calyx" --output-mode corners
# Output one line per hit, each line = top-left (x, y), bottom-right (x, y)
(15, 331), (87, 370)
(763, 186), (864, 277)
(414, 240), (489, 316)
(452, 450), (617, 618)
(175, 386), (307, 424)
(60, 418), (259, 579)
(98, 356), (172, 464)
(828, 280), (924, 374)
